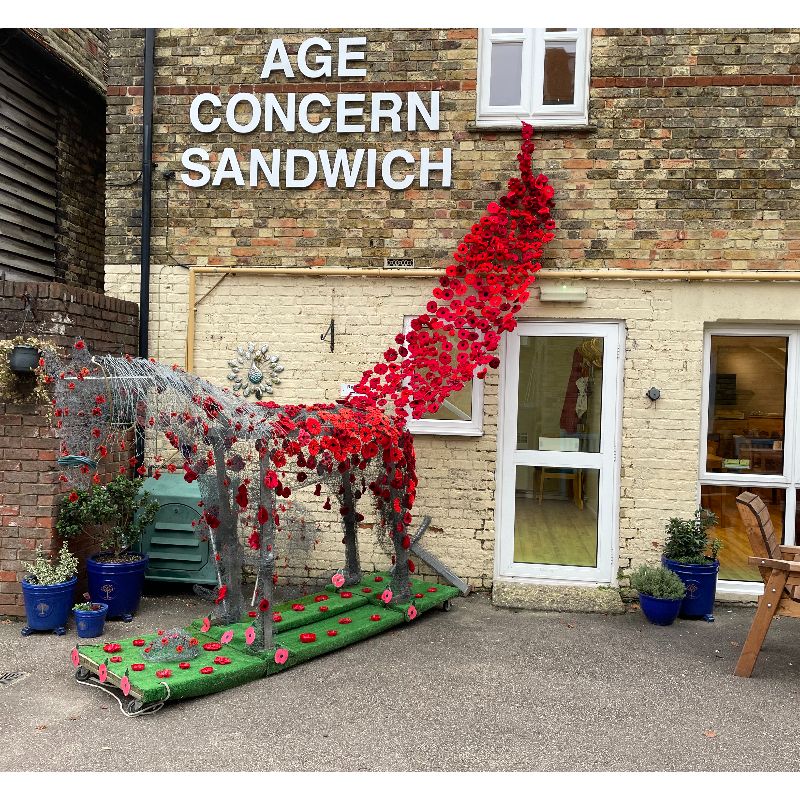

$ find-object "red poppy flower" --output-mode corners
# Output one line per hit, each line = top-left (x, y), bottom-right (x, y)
(103, 643), (122, 653)
(179, 662), (191, 670)
(318, 605), (329, 612)
(68, 492), (79, 503)
(370, 614), (381, 622)
(274, 648), (289, 665)
(299, 632), (316, 643)
(374, 576), (384, 582)
(362, 588), (372, 594)
(132, 639), (145, 647)
(248, 611), (258, 618)
(338, 617), (352, 625)
(291, 603), (305, 612)
(156, 669), (172, 679)
(131, 664), (145, 671)
(427, 587), (438, 592)
(259, 598), (270, 612)
(314, 594), (328, 602)
(176, 645), (183, 653)
(327, 630), (338, 637)
(202, 642), (222, 651)
(414, 593), (424, 599)
(189, 638), (198, 646)
(272, 612), (283, 622)
(143, 647), (151, 653)
(340, 591), (352, 599)
(161, 637), (169, 645)
(74, 339), (85, 350)
(200, 666), (214, 674)
(110, 656), (122, 663)
(213, 656), (232, 665)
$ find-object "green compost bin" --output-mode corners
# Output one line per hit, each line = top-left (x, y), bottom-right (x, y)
(137, 473), (217, 585)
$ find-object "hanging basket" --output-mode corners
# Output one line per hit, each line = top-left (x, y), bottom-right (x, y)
(9, 345), (40, 374)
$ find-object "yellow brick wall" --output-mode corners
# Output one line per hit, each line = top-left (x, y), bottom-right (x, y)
(106, 264), (800, 592)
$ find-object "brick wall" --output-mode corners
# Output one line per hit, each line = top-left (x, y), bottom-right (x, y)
(105, 28), (800, 273)
(25, 28), (108, 90)
(0, 281), (138, 617)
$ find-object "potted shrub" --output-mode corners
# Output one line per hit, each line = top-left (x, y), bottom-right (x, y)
(19, 543), (79, 636)
(72, 598), (109, 639)
(662, 507), (722, 622)
(56, 474), (159, 622)
(630, 564), (686, 626)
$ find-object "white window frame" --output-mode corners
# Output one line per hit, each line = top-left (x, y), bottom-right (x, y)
(699, 326), (800, 595)
(476, 28), (591, 128)
(402, 315), (484, 437)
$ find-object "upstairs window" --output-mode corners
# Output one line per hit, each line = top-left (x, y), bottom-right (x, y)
(476, 28), (591, 128)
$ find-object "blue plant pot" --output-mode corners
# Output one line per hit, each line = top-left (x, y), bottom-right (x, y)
(638, 593), (683, 626)
(86, 552), (149, 622)
(662, 557), (719, 621)
(20, 575), (77, 635)
(73, 602), (109, 638)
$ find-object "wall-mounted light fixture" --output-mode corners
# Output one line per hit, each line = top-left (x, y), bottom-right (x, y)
(538, 282), (588, 303)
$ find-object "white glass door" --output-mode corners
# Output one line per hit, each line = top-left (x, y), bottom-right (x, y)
(497, 322), (622, 583)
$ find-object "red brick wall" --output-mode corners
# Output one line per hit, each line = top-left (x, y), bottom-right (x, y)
(0, 280), (138, 617)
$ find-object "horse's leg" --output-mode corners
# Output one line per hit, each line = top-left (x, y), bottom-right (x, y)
(389, 491), (412, 603)
(341, 473), (362, 586)
(256, 454), (277, 652)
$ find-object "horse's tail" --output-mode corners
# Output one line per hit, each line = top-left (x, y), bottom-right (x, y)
(348, 123), (556, 422)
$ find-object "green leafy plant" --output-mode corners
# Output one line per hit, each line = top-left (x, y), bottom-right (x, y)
(630, 564), (687, 600)
(73, 601), (104, 612)
(21, 542), (78, 586)
(56, 474), (160, 561)
(662, 507), (722, 564)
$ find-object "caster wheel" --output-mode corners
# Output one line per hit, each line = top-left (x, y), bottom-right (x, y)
(125, 699), (143, 714)
(703, 613), (715, 623)
(121, 614), (133, 623)
(21, 626), (33, 636)
(442, 599), (452, 612)
(75, 666), (91, 681)
(54, 626), (66, 636)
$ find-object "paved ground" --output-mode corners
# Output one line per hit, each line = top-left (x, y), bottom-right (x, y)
(1, 586), (798, 771)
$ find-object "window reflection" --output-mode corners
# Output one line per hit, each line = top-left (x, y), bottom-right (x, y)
(515, 465), (599, 567)
(700, 485), (785, 582)
(543, 41), (576, 105)
(706, 336), (787, 476)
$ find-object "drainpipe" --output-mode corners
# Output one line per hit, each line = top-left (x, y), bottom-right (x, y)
(136, 29), (155, 472)
(139, 28), (155, 359)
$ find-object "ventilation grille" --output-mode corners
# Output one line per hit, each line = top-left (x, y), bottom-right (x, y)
(384, 257), (415, 269)
(0, 671), (29, 687)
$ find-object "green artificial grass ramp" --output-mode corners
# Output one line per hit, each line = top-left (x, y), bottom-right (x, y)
(267, 603), (405, 674)
(75, 575), (459, 708)
(326, 571), (460, 617)
(188, 591), (370, 643)
(77, 632), (268, 704)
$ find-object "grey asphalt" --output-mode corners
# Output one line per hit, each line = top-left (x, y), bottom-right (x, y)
(1, 587), (798, 771)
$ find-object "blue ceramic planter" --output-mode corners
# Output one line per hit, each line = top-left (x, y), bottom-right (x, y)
(662, 557), (719, 621)
(73, 602), (109, 638)
(86, 552), (148, 622)
(638, 593), (682, 626)
(20, 575), (77, 636)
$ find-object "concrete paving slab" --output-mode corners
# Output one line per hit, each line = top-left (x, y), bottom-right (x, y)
(0, 587), (798, 771)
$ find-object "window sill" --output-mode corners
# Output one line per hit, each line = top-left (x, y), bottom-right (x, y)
(467, 122), (598, 135)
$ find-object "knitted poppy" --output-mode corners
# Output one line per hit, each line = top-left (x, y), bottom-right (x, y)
(200, 666), (214, 674)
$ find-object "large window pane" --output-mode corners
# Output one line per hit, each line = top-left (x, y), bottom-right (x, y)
(514, 465), (599, 566)
(706, 335), (787, 475)
(517, 335), (603, 452)
(700, 485), (786, 582)
(543, 41), (576, 105)
(489, 42), (523, 106)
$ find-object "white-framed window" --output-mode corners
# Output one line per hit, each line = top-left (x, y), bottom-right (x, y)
(476, 28), (591, 128)
(699, 326), (800, 594)
(402, 315), (484, 437)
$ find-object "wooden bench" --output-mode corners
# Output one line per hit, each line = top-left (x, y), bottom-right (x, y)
(734, 491), (800, 677)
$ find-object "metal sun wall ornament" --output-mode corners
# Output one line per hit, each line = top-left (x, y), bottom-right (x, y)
(226, 342), (284, 399)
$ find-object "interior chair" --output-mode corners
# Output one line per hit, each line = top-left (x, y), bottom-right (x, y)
(733, 491), (800, 677)
(537, 436), (582, 509)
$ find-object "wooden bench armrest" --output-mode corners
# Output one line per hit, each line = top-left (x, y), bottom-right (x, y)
(747, 556), (800, 573)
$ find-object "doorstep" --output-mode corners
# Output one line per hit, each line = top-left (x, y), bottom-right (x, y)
(492, 579), (626, 614)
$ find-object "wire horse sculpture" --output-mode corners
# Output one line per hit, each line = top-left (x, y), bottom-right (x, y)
(45, 125), (554, 654)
